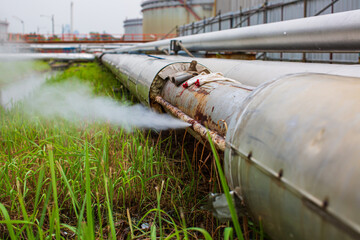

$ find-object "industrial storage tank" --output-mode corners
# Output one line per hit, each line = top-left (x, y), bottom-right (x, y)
(215, 0), (282, 14)
(123, 18), (143, 41)
(0, 20), (9, 42)
(141, 0), (214, 36)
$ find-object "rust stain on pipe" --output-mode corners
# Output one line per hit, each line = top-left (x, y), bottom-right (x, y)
(155, 95), (226, 151)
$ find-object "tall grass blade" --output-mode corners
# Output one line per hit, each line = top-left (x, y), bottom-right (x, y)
(151, 224), (157, 240)
(0, 203), (16, 240)
(127, 208), (134, 239)
(224, 227), (234, 240)
(104, 175), (116, 240)
(16, 178), (35, 240)
(85, 142), (95, 239)
(34, 164), (45, 210)
(56, 162), (79, 218)
(207, 132), (244, 240)
(259, 216), (264, 240)
(48, 145), (61, 240)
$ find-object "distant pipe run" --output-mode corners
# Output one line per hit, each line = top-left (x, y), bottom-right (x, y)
(108, 9), (360, 54)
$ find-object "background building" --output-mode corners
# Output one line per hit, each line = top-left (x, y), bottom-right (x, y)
(123, 18), (143, 41)
(0, 20), (9, 42)
(141, 0), (214, 35)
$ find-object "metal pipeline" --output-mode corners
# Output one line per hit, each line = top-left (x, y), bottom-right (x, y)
(158, 55), (360, 87)
(0, 53), (95, 61)
(100, 53), (247, 147)
(99, 53), (360, 240)
(225, 73), (360, 240)
(108, 9), (360, 54)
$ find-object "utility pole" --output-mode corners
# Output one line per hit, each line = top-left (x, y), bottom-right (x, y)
(13, 16), (24, 34)
(41, 14), (55, 35)
(71, 2), (74, 34)
(51, 15), (55, 35)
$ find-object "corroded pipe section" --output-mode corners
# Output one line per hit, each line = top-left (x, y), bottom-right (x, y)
(155, 96), (226, 151)
(160, 72), (253, 136)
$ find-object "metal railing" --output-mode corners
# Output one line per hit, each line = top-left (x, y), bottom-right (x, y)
(7, 33), (178, 43)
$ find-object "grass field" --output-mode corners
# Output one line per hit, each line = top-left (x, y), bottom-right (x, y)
(0, 61), (262, 239)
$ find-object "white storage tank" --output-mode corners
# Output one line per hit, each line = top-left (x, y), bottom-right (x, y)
(0, 20), (9, 42)
(142, 0), (214, 37)
(215, 0), (276, 14)
(123, 18), (143, 41)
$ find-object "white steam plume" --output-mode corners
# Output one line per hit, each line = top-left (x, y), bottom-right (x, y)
(1, 74), (47, 109)
(19, 80), (190, 130)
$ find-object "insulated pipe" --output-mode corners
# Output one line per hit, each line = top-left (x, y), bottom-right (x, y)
(158, 55), (360, 87)
(99, 53), (360, 240)
(109, 10), (360, 53)
(226, 73), (360, 240)
(100, 53), (247, 146)
(100, 54), (209, 105)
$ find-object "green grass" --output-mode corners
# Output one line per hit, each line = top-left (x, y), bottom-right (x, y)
(0, 61), (263, 239)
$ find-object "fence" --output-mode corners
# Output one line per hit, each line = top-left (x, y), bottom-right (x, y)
(178, 0), (360, 63)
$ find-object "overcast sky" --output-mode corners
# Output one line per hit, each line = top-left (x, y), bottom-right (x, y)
(0, 0), (143, 34)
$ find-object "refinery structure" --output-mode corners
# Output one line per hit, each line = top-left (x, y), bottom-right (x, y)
(0, 20), (9, 42)
(123, 0), (360, 63)
(2, 0), (360, 239)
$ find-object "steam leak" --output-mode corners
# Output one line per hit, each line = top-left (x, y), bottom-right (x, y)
(1, 76), (190, 131)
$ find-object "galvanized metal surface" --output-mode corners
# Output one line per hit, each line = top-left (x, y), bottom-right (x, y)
(114, 10), (360, 53)
(225, 73), (360, 240)
(0, 53), (95, 61)
(142, 0), (214, 10)
(204, 59), (360, 86)
(216, 0), (282, 13)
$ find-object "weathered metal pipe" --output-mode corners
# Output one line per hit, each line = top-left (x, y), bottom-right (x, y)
(161, 55), (360, 87)
(160, 72), (253, 136)
(108, 10), (360, 54)
(155, 96), (226, 151)
(225, 73), (360, 240)
(100, 54), (209, 105)
(104, 54), (360, 88)
(100, 53), (245, 146)
(170, 72), (197, 86)
(99, 53), (360, 240)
